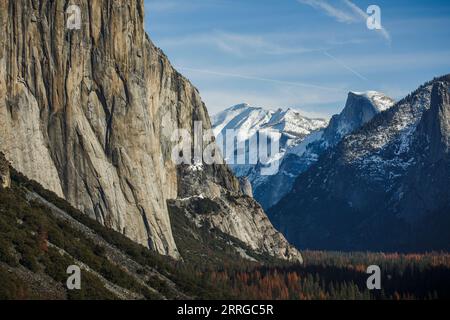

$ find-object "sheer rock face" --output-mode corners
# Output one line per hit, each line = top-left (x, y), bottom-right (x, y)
(174, 165), (303, 262)
(0, 0), (182, 257)
(239, 177), (253, 198)
(254, 91), (394, 210)
(0, 0), (302, 262)
(269, 76), (450, 252)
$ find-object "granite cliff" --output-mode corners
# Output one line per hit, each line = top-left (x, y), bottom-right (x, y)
(0, 0), (301, 262)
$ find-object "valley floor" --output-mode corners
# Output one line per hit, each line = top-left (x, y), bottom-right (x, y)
(205, 250), (450, 300)
(1, 169), (449, 300)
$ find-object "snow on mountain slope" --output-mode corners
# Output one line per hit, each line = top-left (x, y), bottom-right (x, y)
(212, 104), (272, 141)
(264, 108), (327, 139)
(211, 92), (395, 211)
(212, 104), (328, 179)
(252, 91), (396, 210)
(269, 75), (450, 252)
(212, 104), (326, 145)
(351, 91), (396, 112)
(0, 0), (303, 263)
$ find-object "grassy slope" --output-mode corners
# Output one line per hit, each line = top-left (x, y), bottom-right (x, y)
(1, 168), (265, 299)
(1, 167), (449, 300)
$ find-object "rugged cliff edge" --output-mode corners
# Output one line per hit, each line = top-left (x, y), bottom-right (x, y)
(0, 0), (301, 262)
(269, 75), (450, 252)
(253, 91), (395, 210)
(0, 152), (10, 188)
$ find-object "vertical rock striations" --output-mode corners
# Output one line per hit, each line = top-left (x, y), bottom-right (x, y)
(0, 0), (179, 258)
(0, 0), (301, 262)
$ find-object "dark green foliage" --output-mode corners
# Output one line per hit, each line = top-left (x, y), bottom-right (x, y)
(186, 198), (222, 215)
(6, 168), (245, 299)
(0, 237), (17, 266)
(0, 175), (148, 299)
(2, 167), (449, 300)
(0, 265), (30, 299)
(66, 271), (118, 300)
(200, 251), (450, 300)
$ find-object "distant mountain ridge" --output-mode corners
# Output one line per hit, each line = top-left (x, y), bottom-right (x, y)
(269, 75), (450, 252)
(214, 92), (396, 210)
(212, 103), (328, 181)
(254, 91), (395, 210)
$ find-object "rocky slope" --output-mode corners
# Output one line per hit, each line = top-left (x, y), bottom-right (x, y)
(269, 75), (450, 252)
(0, 0), (301, 262)
(212, 103), (327, 194)
(0, 152), (10, 188)
(247, 92), (394, 210)
(1, 166), (285, 299)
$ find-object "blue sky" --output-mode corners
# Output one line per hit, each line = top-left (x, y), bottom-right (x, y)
(144, 0), (450, 118)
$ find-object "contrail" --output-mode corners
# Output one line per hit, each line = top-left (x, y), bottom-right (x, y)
(342, 0), (392, 44)
(178, 66), (344, 92)
(323, 51), (368, 81)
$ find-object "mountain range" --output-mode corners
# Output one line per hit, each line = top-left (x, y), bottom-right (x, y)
(269, 75), (450, 252)
(0, 0), (449, 302)
(212, 103), (327, 178)
(213, 92), (396, 210)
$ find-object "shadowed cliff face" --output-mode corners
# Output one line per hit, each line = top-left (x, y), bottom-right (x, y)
(0, 0), (302, 262)
(252, 91), (394, 211)
(0, 152), (10, 188)
(269, 76), (450, 252)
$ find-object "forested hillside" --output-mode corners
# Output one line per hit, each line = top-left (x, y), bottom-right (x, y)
(1, 166), (449, 300)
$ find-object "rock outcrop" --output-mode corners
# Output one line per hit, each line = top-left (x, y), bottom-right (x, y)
(170, 165), (302, 262)
(238, 177), (253, 198)
(211, 103), (328, 209)
(0, 0), (301, 262)
(253, 91), (395, 210)
(0, 152), (10, 188)
(269, 75), (450, 252)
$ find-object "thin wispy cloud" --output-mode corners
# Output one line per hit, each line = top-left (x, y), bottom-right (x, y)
(214, 32), (321, 56)
(297, 0), (357, 23)
(342, 0), (391, 43)
(145, 0), (226, 13)
(323, 51), (368, 81)
(148, 0), (450, 117)
(181, 50), (450, 81)
(177, 66), (344, 92)
(199, 87), (344, 117)
(297, 0), (392, 43)
(158, 30), (325, 57)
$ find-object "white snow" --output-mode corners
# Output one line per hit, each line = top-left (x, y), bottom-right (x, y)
(287, 130), (324, 157)
(212, 103), (328, 175)
(344, 85), (434, 181)
(213, 104), (327, 143)
(188, 163), (204, 172)
(350, 91), (396, 112)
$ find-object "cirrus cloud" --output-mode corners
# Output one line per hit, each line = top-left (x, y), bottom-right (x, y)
(297, 0), (391, 43)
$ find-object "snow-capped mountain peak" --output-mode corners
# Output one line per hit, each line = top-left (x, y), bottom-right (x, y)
(322, 91), (396, 145)
(349, 91), (396, 112)
(212, 104), (270, 138)
(268, 74), (450, 252)
(242, 90), (395, 210)
(212, 103), (327, 143)
(212, 103), (328, 177)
